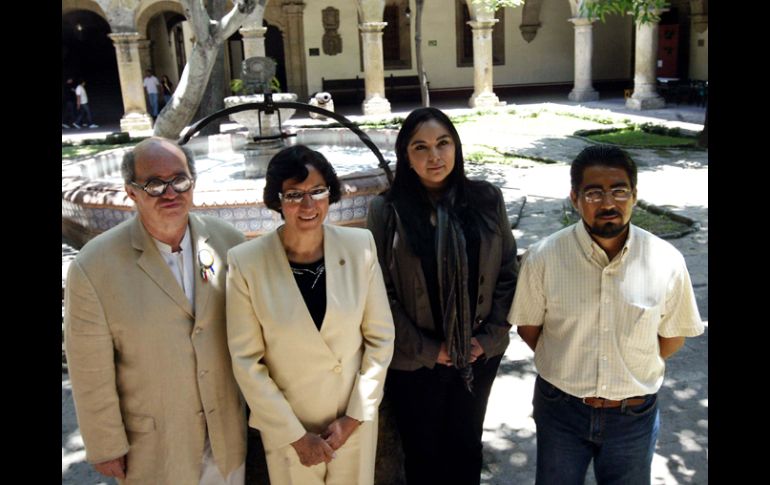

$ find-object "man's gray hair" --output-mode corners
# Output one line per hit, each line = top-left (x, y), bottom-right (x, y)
(121, 141), (197, 184)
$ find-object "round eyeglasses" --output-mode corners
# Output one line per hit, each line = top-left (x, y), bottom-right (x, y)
(130, 174), (194, 197)
(278, 186), (331, 204)
(582, 187), (632, 204)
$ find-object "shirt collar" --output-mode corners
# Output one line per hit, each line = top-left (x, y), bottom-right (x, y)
(574, 221), (634, 263)
(153, 225), (191, 255)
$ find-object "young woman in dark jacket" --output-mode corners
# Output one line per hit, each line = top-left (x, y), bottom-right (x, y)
(367, 107), (519, 484)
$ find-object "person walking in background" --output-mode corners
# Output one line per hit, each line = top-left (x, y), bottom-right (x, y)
(161, 74), (174, 108)
(227, 145), (394, 485)
(143, 69), (161, 118)
(367, 107), (519, 484)
(509, 144), (704, 485)
(64, 137), (248, 483)
(62, 77), (78, 129)
(73, 79), (98, 129)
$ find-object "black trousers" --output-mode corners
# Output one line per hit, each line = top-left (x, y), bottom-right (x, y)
(386, 354), (503, 485)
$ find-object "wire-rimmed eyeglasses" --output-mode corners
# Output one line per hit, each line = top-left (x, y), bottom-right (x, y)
(582, 187), (633, 204)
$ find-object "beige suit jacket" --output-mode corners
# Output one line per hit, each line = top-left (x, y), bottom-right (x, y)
(226, 224), (395, 452)
(64, 214), (247, 484)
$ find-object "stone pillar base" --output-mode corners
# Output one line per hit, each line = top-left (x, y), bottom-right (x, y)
(626, 95), (665, 110)
(362, 96), (391, 116)
(568, 88), (599, 102)
(469, 92), (503, 109)
(120, 113), (154, 136)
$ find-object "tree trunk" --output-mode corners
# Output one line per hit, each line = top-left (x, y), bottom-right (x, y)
(154, 42), (223, 139)
(193, 0), (227, 137)
(153, 0), (263, 140)
(415, 0), (429, 107)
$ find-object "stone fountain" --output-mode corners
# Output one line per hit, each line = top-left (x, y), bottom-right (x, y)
(223, 57), (298, 178)
(62, 57), (396, 248)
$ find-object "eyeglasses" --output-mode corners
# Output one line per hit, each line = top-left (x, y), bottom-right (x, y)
(130, 174), (194, 197)
(278, 186), (331, 204)
(582, 187), (633, 204)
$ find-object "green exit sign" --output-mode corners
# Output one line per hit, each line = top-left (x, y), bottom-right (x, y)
(428, 40), (437, 46)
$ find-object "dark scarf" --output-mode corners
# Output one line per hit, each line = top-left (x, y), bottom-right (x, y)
(435, 192), (474, 392)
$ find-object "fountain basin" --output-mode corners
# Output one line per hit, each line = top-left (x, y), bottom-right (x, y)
(62, 128), (396, 248)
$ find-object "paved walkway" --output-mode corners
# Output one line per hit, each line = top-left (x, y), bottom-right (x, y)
(62, 97), (707, 484)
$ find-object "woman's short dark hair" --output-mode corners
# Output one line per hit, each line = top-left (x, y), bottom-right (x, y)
(263, 145), (342, 216)
(570, 144), (637, 190)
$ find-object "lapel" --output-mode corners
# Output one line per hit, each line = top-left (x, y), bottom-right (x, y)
(131, 216), (194, 318)
(268, 226), (339, 358)
(319, 224), (343, 343)
(190, 215), (213, 319)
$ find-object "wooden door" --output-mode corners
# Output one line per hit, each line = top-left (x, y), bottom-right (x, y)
(657, 24), (679, 78)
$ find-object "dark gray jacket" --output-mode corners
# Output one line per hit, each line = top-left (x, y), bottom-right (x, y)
(366, 184), (519, 371)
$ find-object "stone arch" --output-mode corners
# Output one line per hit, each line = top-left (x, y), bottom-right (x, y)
(520, 0), (544, 43)
(135, 0), (185, 38)
(261, 1), (308, 98)
(62, 0), (108, 21)
(62, 4), (122, 123)
(264, 2), (287, 32)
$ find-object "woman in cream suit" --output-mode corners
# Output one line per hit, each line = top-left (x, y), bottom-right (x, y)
(226, 145), (395, 485)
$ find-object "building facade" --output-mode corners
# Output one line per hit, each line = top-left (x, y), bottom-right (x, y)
(62, 0), (708, 132)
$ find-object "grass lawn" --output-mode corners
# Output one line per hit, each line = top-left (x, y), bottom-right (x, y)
(586, 129), (696, 147)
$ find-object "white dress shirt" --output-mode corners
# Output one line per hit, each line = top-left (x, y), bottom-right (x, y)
(153, 225), (195, 309)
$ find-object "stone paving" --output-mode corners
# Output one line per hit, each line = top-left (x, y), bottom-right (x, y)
(62, 98), (707, 484)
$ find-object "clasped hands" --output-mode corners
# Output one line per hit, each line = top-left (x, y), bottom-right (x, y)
(436, 337), (484, 366)
(290, 415), (361, 467)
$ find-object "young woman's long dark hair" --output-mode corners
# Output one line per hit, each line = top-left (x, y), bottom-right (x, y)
(386, 107), (499, 257)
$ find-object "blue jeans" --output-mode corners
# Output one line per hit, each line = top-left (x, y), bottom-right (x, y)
(148, 92), (159, 117)
(532, 375), (659, 485)
(75, 103), (93, 125)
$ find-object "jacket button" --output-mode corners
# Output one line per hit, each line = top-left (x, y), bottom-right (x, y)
(199, 370), (207, 378)
(333, 365), (342, 374)
(194, 327), (202, 335)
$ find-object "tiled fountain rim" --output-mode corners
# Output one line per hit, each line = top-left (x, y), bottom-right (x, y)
(62, 128), (395, 247)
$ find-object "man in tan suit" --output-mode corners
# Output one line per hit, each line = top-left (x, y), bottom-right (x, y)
(64, 137), (247, 484)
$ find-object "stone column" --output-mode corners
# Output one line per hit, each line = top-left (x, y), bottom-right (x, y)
(240, 25), (268, 59)
(359, 22), (391, 115)
(137, 38), (152, 76)
(627, 15), (665, 110)
(109, 33), (153, 135)
(468, 19), (501, 108)
(282, 2), (308, 99)
(568, 17), (599, 102)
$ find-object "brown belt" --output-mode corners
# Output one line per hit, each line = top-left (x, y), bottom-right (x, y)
(581, 396), (647, 409)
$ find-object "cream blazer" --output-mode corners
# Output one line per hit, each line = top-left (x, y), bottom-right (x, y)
(64, 214), (247, 484)
(226, 224), (395, 452)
